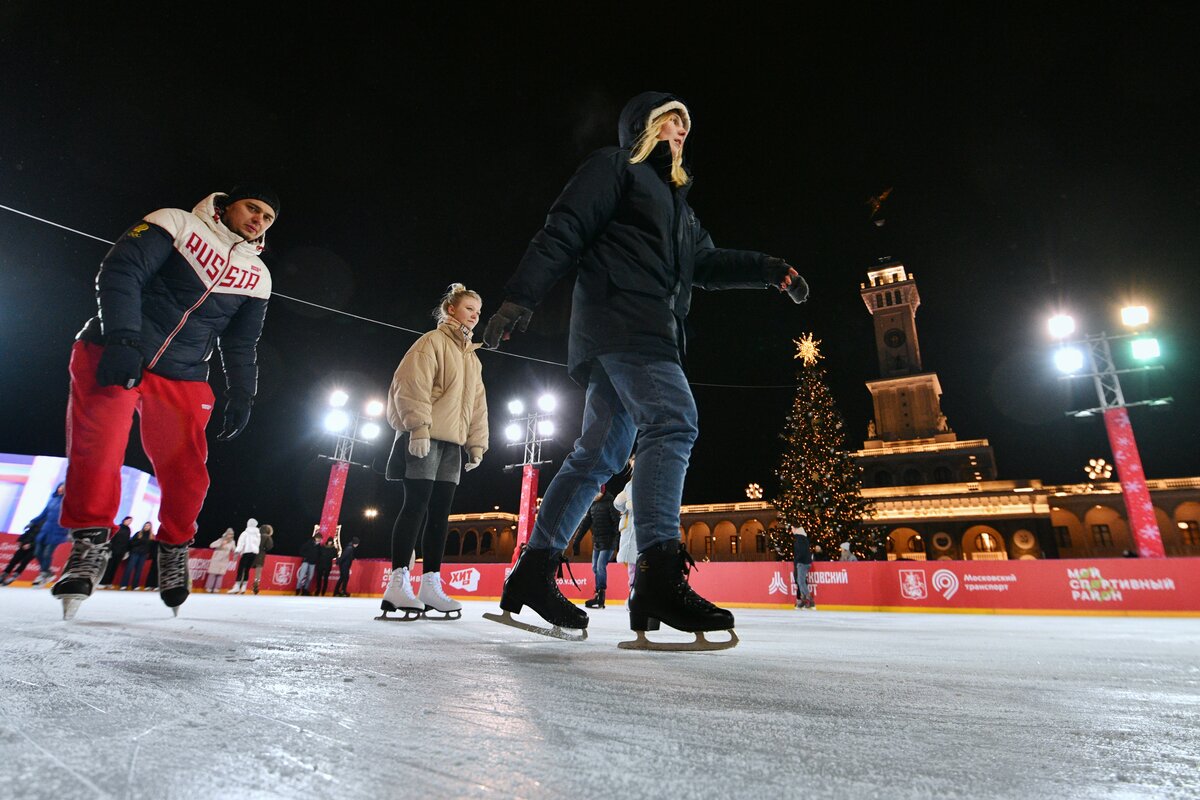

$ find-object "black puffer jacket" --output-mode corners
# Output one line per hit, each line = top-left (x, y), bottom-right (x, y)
(76, 192), (272, 396)
(793, 531), (812, 565)
(503, 91), (781, 385)
(572, 490), (622, 550)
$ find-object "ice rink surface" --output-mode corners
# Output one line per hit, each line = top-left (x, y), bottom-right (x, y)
(0, 588), (1196, 800)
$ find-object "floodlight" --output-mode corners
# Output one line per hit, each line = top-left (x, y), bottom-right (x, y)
(1047, 314), (1075, 339)
(1053, 346), (1084, 374)
(536, 393), (557, 412)
(1120, 305), (1149, 328)
(329, 389), (349, 407)
(325, 409), (350, 432)
(360, 422), (381, 440)
(365, 399), (385, 417)
(504, 423), (523, 442)
(1130, 337), (1160, 361)
(536, 419), (555, 437)
(507, 399), (525, 416)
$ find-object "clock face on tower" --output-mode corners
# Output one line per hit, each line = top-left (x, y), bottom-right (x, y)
(884, 328), (906, 349)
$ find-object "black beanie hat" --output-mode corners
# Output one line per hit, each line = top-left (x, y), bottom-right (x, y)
(223, 183), (280, 217)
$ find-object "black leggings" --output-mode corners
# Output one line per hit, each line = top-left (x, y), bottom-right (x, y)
(3, 546), (36, 577)
(235, 552), (256, 583)
(391, 478), (456, 572)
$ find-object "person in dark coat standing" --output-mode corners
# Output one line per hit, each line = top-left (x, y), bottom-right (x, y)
(333, 538), (359, 597)
(314, 537), (338, 597)
(481, 90), (807, 648)
(99, 516), (133, 588)
(122, 523), (153, 590)
(295, 531), (320, 595)
(571, 487), (620, 609)
(792, 525), (814, 609)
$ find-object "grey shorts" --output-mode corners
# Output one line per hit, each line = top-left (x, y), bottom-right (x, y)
(399, 433), (462, 485)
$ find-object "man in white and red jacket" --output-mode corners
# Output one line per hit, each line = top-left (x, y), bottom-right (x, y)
(53, 185), (280, 620)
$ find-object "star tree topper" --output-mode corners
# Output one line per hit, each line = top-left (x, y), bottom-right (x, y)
(793, 333), (823, 367)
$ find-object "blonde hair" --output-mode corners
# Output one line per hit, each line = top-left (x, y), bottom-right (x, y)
(629, 111), (690, 187)
(434, 283), (482, 324)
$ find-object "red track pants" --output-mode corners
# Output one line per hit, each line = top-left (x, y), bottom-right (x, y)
(62, 341), (215, 545)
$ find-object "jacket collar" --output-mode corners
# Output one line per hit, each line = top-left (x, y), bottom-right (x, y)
(437, 319), (482, 352)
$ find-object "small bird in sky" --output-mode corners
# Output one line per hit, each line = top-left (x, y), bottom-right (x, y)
(867, 187), (893, 226)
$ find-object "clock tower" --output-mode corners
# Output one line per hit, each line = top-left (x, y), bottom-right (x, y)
(860, 260), (948, 441)
(855, 259), (998, 485)
(862, 261), (922, 378)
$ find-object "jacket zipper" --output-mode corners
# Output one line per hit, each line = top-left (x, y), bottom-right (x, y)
(147, 241), (240, 370)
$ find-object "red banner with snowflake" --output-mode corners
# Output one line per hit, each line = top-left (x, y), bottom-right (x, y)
(1104, 407), (1166, 557)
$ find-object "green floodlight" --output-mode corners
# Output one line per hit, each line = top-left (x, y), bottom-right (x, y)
(1130, 337), (1160, 361)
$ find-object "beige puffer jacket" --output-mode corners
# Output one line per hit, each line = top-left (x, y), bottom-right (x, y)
(387, 321), (489, 460)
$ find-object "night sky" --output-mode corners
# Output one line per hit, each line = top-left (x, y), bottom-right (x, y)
(2, 4), (1197, 559)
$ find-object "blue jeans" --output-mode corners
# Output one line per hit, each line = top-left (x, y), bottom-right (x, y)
(34, 538), (62, 573)
(123, 552), (148, 588)
(296, 562), (315, 592)
(529, 353), (698, 553)
(592, 548), (613, 591)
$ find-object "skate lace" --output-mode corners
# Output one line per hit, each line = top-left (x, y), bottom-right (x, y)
(391, 569), (419, 601)
(673, 547), (719, 611)
(158, 544), (190, 591)
(554, 553), (582, 592)
(61, 536), (109, 582)
(427, 574), (452, 602)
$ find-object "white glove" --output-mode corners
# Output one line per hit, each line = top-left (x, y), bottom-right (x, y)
(408, 436), (431, 458)
(464, 458), (481, 472)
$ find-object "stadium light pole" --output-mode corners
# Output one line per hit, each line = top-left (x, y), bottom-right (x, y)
(317, 390), (384, 547)
(503, 393), (557, 564)
(1048, 306), (1172, 557)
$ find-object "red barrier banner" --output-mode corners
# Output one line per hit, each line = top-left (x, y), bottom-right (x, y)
(3, 535), (1196, 614)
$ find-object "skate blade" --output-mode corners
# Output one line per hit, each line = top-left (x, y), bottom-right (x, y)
(617, 629), (739, 652)
(59, 596), (86, 621)
(423, 609), (463, 621)
(375, 609), (425, 621)
(482, 610), (588, 642)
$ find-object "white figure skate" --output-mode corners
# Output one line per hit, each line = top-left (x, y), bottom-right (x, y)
(376, 567), (424, 621)
(417, 571), (462, 620)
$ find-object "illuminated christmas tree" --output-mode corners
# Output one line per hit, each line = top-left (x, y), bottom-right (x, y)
(770, 334), (878, 560)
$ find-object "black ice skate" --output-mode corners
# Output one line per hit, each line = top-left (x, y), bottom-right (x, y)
(584, 589), (606, 609)
(157, 541), (192, 616)
(51, 528), (111, 620)
(619, 541), (738, 652)
(483, 546), (588, 641)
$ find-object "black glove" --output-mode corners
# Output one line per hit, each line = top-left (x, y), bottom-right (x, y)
(764, 257), (809, 304)
(216, 389), (254, 441)
(96, 337), (144, 389)
(481, 300), (533, 349)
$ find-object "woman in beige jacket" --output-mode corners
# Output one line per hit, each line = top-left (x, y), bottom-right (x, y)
(379, 283), (489, 621)
(205, 529), (236, 592)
